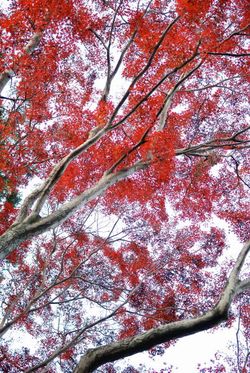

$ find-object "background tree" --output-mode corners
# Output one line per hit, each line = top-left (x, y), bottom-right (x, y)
(0, 0), (249, 371)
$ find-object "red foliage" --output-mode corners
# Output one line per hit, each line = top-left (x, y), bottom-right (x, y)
(0, 0), (249, 371)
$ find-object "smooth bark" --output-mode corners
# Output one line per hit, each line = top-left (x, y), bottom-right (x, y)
(73, 240), (250, 372)
(1, 127), (249, 259)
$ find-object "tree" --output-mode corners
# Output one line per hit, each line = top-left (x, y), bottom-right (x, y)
(0, 0), (249, 371)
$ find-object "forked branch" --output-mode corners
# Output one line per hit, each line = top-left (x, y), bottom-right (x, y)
(0, 125), (249, 259)
(0, 157), (149, 259)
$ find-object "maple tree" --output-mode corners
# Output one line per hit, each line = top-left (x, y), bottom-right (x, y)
(0, 0), (249, 371)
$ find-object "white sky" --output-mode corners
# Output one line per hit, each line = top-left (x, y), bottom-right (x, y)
(4, 204), (244, 372)
(119, 327), (237, 372)
(1, 1), (249, 371)
(7, 323), (238, 372)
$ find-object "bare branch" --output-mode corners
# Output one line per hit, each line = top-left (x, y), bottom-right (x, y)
(208, 52), (250, 57)
(25, 285), (141, 372)
(230, 156), (250, 189)
(89, 29), (108, 50)
(102, 30), (137, 100)
(182, 75), (242, 92)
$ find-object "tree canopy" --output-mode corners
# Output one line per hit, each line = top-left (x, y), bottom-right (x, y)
(0, 0), (249, 371)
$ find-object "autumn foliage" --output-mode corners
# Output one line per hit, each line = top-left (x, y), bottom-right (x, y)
(0, 0), (249, 372)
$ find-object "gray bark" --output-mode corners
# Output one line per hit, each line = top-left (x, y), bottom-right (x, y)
(0, 160), (148, 259)
(72, 239), (250, 372)
(1, 127), (249, 259)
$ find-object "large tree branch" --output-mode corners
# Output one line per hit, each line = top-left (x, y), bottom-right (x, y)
(15, 125), (113, 227)
(8, 18), (180, 223)
(30, 127), (109, 216)
(1, 125), (249, 259)
(0, 159), (149, 259)
(72, 240), (250, 372)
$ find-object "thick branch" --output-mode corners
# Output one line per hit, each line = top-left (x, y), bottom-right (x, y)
(0, 159), (149, 259)
(102, 30), (137, 100)
(31, 126), (108, 216)
(1, 125), (249, 259)
(72, 240), (250, 372)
